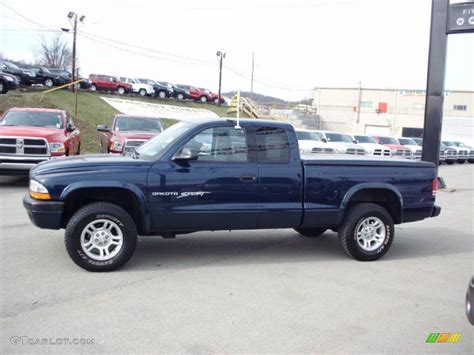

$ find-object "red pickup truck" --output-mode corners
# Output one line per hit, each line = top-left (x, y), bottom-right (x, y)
(97, 114), (164, 154)
(0, 108), (81, 175)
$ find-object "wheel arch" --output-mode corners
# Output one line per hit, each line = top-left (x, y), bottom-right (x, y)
(339, 183), (403, 224)
(60, 182), (150, 234)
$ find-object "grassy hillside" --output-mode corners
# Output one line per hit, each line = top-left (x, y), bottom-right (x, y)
(0, 90), (240, 153)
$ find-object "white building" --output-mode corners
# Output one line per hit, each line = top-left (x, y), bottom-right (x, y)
(312, 87), (474, 145)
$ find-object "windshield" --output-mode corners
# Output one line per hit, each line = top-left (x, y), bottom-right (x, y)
(139, 79), (156, 85)
(4, 61), (19, 69)
(325, 133), (353, 143)
(354, 135), (377, 143)
(136, 121), (194, 160)
(1, 111), (63, 128)
(114, 117), (163, 132)
(442, 141), (455, 147)
(412, 138), (422, 145)
(296, 131), (321, 141)
(454, 142), (467, 147)
(398, 138), (417, 145)
(41, 67), (52, 74)
(379, 137), (400, 145)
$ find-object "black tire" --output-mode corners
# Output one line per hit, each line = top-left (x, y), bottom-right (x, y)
(338, 203), (394, 261)
(65, 202), (137, 272)
(468, 159), (474, 164)
(44, 78), (54, 87)
(177, 93), (184, 100)
(139, 88), (146, 96)
(0, 80), (6, 94)
(446, 160), (454, 165)
(213, 98), (219, 105)
(90, 84), (97, 91)
(158, 90), (167, 99)
(199, 96), (208, 103)
(457, 159), (465, 164)
(117, 86), (125, 95)
(294, 227), (327, 237)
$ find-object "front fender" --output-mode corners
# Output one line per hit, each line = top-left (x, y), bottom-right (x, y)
(60, 180), (151, 231)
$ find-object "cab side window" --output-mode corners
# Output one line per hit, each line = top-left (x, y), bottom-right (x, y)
(255, 127), (290, 164)
(180, 126), (248, 162)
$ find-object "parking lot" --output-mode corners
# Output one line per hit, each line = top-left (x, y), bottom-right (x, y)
(0, 164), (472, 353)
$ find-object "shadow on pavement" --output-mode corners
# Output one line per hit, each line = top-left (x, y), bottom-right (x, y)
(0, 176), (29, 187)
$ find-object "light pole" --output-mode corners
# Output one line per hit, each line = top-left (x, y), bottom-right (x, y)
(216, 51), (226, 107)
(62, 11), (85, 93)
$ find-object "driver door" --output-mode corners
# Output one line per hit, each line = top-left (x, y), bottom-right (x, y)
(147, 124), (259, 231)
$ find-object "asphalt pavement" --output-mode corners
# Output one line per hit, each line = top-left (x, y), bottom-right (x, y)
(0, 164), (473, 353)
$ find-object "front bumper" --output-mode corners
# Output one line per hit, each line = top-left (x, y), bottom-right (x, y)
(23, 194), (64, 230)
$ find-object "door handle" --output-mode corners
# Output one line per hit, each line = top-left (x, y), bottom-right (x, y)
(240, 174), (257, 183)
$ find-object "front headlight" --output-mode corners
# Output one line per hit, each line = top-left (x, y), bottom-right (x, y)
(5, 76), (14, 82)
(335, 148), (345, 154)
(49, 142), (65, 154)
(29, 180), (51, 200)
(110, 141), (124, 152)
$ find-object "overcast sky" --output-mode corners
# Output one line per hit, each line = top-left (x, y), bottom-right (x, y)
(0, 0), (473, 100)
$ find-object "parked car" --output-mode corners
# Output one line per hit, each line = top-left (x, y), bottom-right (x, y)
(398, 137), (422, 160)
(89, 74), (132, 94)
(295, 129), (335, 155)
(163, 82), (189, 100)
(452, 141), (474, 163)
(136, 79), (173, 99)
(49, 69), (93, 90)
(97, 114), (164, 154)
(0, 71), (20, 94)
(176, 84), (210, 102)
(442, 141), (468, 163)
(0, 61), (36, 85)
(198, 87), (225, 105)
(23, 65), (64, 87)
(373, 136), (412, 159)
(467, 277), (474, 325)
(23, 118), (441, 271)
(0, 108), (80, 175)
(315, 131), (366, 155)
(118, 77), (155, 97)
(352, 134), (391, 157)
(413, 138), (447, 164)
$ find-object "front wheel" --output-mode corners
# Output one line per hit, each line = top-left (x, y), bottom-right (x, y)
(199, 96), (208, 103)
(139, 88), (146, 96)
(44, 78), (54, 87)
(177, 93), (184, 100)
(158, 90), (167, 99)
(338, 203), (394, 261)
(90, 84), (97, 91)
(294, 227), (327, 237)
(117, 86), (125, 95)
(65, 202), (137, 272)
(0, 80), (7, 94)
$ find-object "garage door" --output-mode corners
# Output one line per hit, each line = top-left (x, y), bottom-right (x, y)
(364, 125), (390, 136)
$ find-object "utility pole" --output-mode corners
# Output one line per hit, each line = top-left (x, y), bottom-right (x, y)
(216, 51), (226, 107)
(71, 14), (77, 93)
(356, 81), (362, 124)
(250, 52), (254, 99)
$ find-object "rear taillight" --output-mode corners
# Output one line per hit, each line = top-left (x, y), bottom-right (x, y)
(432, 178), (438, 197)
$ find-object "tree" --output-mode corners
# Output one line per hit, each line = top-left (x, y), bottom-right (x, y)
(36, 34), (72, 70)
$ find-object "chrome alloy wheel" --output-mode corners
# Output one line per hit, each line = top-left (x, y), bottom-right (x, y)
(355, 216), (386, 251)
(80, 219), (124, 261)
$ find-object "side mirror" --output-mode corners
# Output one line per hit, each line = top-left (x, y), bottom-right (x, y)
(66, 123), (76, 132)
(354, 139), (359, 144)
(172, 147), (199, 162)
(97, 124), (111, 132)
(322, 138), (328, 143)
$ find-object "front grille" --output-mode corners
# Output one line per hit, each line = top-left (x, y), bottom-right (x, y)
(469, 150), (474, 157)
(312, 147), (335, 154)
(124, 140), (147, 148)
(412, 149), (422, 160)
(346, 148), (365, 155)
(373, 149), (390, 156)
(458, 149), (468, 157)
(0, 136), (49, 157)
(394, 149), (412, 158)
(446, 149), (457, 157)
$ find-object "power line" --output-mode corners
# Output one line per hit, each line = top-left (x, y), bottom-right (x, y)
(0, 0), (54, 31)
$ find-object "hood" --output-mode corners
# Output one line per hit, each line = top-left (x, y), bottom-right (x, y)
(298, 140), (328, 149)
(0, 126), (65, 142)
(31, 154), (154, 177)
(382, 144), (406, 150)
(357, 142), (390, 151)
(325, 142), (362, 151)
(402, 144), (421, 152)
(112, 130), (159, 140)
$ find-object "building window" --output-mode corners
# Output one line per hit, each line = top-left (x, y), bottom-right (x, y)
(453, 105), (467, 111)
(360, 101), (373, 108)
(413, 103), (425, 110)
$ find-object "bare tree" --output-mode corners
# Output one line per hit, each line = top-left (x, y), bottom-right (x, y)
(36, 34), (72, 70)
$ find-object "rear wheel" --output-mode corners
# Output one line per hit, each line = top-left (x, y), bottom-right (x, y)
(44, 78), (54, 87)
(158, 90), (167, 99)
(65, 202), (137, 272)
(0, 80), (6, 94)
(90, 84), (97, 91)
(199, 95), (208, 103)
(117, 86), (125, 95)
(177, 93), (184, 100)
(139, 88), (146, 96)
(338, 203), (394, 261)
(213, 98), (219, 104)
(294, 227), (327, 237)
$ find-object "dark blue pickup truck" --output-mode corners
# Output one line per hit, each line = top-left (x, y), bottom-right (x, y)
(23, 118), (441, 271)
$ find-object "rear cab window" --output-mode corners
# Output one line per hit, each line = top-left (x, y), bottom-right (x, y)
(255, 127), (291, 164)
